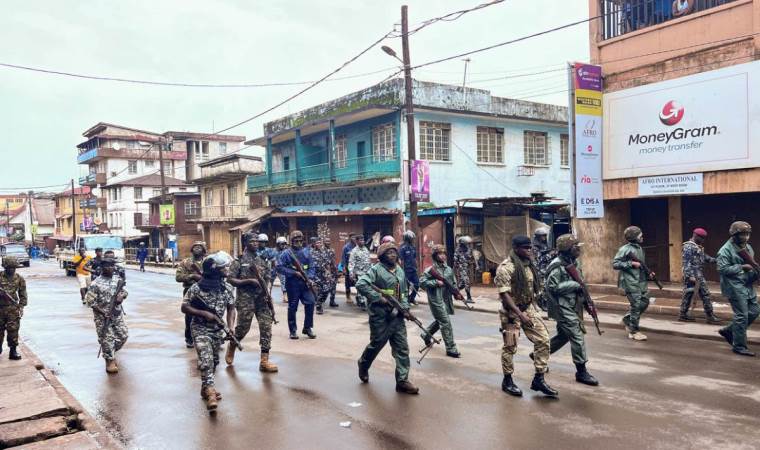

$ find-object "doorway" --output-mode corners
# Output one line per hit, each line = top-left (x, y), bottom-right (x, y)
(630, 198), (670, 281)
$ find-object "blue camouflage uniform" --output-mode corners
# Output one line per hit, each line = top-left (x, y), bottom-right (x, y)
(277, 247), (317, 334)
(680, 239), (717, 318)
(399, 243), (419, 304)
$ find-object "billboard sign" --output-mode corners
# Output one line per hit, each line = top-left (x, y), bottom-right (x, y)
(410, 160), (430, 202)
(573, 63), (604, 218)
(160, 204), (175, 226)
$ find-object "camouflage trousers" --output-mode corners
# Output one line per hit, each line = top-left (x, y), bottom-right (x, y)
(234, 296), (273, 353)
(0, 306), (21, 347)
(680, 276), (714, 316)
(192, 326), (223, 387)
(317, 277), (337, 304)
(93, 311), (129, 361)
(456, 272), (471, 290)
(499, 304), (549, 375)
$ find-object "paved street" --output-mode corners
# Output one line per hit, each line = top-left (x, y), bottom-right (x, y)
(13, 261), (760, 449)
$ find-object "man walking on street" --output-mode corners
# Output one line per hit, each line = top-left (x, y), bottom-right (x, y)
(613, 226), (655, 342)
(495, 235), (557, 398)
(532, 227), (556, 312)
(399, 230), (419, 305)
(73, 247), (92, 302)
(717, 221), (759, 357)
(0, 257), (27, 360)
(680, 228), (721, 324)
(137, 242), (148, 272)
(277, 230), (317, 340)
(314, 237), (338, 312)
(226, 232), (278, 372)
(454, 236), (476, 303)
(419, 245), (460, 358)
(181, 252), (236, 412)
(84, 257), (128, 374)
(341, 233), (356, 304)
(349, 235), (371, 311)
(544, 234), (598, 386)
(86, 248), (104, 281)
(176, 241), (207, 348)
(356, 242), (419, 395)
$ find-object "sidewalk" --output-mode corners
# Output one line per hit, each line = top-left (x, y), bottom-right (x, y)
(0, 344), (120, 449)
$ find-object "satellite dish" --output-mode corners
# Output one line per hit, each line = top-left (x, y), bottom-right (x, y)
(113, 142), (121, 150)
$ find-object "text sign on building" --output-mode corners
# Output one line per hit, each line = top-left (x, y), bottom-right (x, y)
(160, 204), (175, 226)
(573, 63), (604, 218)
(638, 173), (703, 197)
(604, 60), (760, 180)
(410, 160), (430, 202)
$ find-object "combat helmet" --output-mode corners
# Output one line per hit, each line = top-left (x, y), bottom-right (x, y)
(1, 256), (19, 269)
(624, 226), (642, 242)
(556, 234), (580, 252)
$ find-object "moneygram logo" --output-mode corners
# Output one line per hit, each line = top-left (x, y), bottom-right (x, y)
(659, 100), (684, 126)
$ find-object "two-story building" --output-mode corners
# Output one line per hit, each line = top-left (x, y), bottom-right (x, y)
(247, 79), (569, 262)
(578, 0), (760, 283)
(135, 191), (202, 258)
(52, 187), (94, 245)
(187, 154), (267, 256)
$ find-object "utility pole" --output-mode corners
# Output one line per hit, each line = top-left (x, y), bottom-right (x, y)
(462, 58), (471, 106)
(401, 5), (419, 255)
(158, 139), (168, 203)
(71, 179), (77, 246)
(4, 201), (9, 239)
(27, 190), (34, 245)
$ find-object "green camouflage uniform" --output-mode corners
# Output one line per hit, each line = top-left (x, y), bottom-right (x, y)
(183, 283), (235, 387)
(612, 242), (650, 332)
(356, 263), (411, 382)
(419, 262), (458, 353)
(84, 275), (128, 361)
(495, 254), (549, 375)
(717, 240), (759, 351)
(0, 272), (27, 347)
(176, 257), (203, 293)
(545, 255), (587, 365)
(229, 250), (273, 352)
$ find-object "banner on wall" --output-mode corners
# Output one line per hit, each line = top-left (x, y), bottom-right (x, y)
(159, 204), (175, 226)
(410, 159), (430, 202)
(572, 63), (604, 218)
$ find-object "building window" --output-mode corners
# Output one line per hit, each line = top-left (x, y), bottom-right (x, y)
(162, 161), (172, 175)
(372, 123), (396, 162)
(227, 184), (238, 205)
(219, 142), (227, 155)
(134, 187), (142, 200)
(419, 121), (451, 161)
(523, 131), (550, 166)
(560, 134), (569, 167)
(204, 188), (213, 206)
(153, 187), (162, 198)
(334, 136), (347, 169)
(195, 142), (210, 162)
(476, 127), (504, 164)
(184, 200), (199, 216)
(128, 160), (137, 174)
(145, 160), (155, 168)
(126, 140), (138, 150)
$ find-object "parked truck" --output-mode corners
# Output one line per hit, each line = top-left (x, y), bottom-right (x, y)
(59, 234), (125, 276)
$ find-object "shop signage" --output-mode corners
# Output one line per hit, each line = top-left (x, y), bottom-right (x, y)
(638, 173), (703, 197)
(604, 60), (760, 180)
(159, 204), (175, 226)
(573, 63), (604, 218)
(410, 160), (430, 202)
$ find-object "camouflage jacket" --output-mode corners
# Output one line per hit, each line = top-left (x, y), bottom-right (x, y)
(313, 247), (337, 284)
(453, 247), (474, 281)
(717, 240), (757, 300)
(84, 275), (127, 314)
(682, 240), (715, 279)
(348, 246), (372, 277)
(229, 249), (271, 301)
(532, 239), (556, 277)
(175, 257), (203, 289)
(183, 282), (235, 330)
(0, 273), (27, 308)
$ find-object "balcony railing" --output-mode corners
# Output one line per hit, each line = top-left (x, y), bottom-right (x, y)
(199, 204), (250, 220)
(79, 173), (106, 187)
(247, 155), (400, 193)
(600, 0), (738, 40)
(77, 147), (186, 164)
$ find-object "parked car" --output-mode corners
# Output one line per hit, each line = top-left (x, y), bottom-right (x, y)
(0, 244), (31, 267)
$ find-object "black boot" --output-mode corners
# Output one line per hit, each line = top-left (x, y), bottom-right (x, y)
(678, 314), (696, 322)
(358, 360), (369, 383)
(329, 298), (339, 308)
(530, 372), (558, 397)
(719, 327), (733, 346)
(9, 346), (21, 360)
(705, 314), (722, 325)
(574, 363), (599, 386)
(316, 303), (324, 315)
(302, 328), (317, 339)
(395, 380), (419, 395)
(501, 374), (522, 397)
(0, 342), (3, 354)
(446, 350), (461, 358)
(289, 331), (299, 340)
(732, 347), (756, 357)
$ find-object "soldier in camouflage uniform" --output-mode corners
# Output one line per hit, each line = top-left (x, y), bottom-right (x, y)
(313, 237), (338, 313)
(419, 245), (460, 358)
(356, 242), (419, 394)
(717, 221), (759, 357)
(226, 232), (278, 372)
(84, 257), (128, 374)
(176, 241), (207, 348)
(349, 235), (372, 310)
(0, 257), (27, 360)
(679, 228), (720, 324)
(532, 228), (556, 312)
(612, 226), (655, 341)
(495, 235), (557, 398)
(454, 236), (475, 303)
(181, 252), (236, 411)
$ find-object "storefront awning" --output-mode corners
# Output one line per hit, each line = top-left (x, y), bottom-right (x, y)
(270, 208), (400, 218)
(56, 214), (72, 220)
(229, 207), (276, 232)
(124, 233), (149, 241)
(50, 235), (73, 242)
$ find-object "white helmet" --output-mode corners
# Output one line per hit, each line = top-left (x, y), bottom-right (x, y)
(534, 227), (550, 236)
(458, 235), (472, 245)
(257, 233), (269, 242)
(202, 251), (233, 273)
(276, 236), (287, 244)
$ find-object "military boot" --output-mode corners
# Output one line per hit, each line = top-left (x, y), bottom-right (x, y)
(203, 387), (219, 411)
(225, 343), (236, 365)
(302, 328), (317, 339)
(200, 385), (222, 400)
(358, 361), (369, 383)
(705, 314), (722, 325)
(530, 373), (558, 397)
(501, 375), (522, 397)
(316, 303), (324, 315)
(105, 359), (118, 374)
(732, 347), (756, 357)
(0, 342), (4, 354)
(628, 331), (648, 341)
(8, 346), (21, 361)
(259, 353), (279, 373)
(329, 299), (339, 308)
(395, 380), (419, 395)
(678, 314), (696, 322)
(719, 327), (733, 345)
(574, 363), (599, 386)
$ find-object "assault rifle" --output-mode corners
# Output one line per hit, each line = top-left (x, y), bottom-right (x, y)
(428, 266), (474, 310)
(97, 279), (126, 358)
(0, 286), (19, 306)
(564, 263), (603, 336)
(626, 252), (663, 290)
(737, 248), (760, 279)
(190, 293), (243, 352)
(288, 249), (319, 298)
(248, 260), (278, 324)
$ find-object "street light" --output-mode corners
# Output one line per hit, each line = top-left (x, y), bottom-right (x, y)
(381, 46), (403, 63)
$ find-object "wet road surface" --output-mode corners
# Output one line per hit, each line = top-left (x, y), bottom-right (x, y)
(17, 261), (760, 449)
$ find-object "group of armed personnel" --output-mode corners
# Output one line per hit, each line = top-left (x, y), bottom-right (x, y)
(1, 218), (757, 414)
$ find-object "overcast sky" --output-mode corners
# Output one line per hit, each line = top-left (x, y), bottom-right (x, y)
(0, 0), (589, 192)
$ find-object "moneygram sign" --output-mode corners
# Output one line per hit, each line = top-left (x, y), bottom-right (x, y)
(603, 61), (760, 180)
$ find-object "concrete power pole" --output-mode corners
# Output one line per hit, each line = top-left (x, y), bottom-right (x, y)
(71, 179), (77, 246)
(401, 5), (420, 260)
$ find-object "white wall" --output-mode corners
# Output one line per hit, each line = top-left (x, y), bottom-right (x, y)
(104, 185), (191, 237)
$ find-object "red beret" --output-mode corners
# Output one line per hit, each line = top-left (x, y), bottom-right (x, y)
(693, 228), (707, 237)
